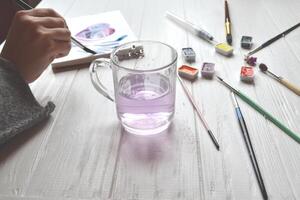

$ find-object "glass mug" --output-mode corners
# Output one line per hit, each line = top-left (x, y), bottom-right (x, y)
(89, 41), (177, 135)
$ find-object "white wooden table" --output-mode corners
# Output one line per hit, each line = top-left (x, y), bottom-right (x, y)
(1, 0), (300, 199)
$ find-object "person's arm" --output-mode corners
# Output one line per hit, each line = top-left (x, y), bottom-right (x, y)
(0, 8), (71, 146)
(0, 57), (55, 146)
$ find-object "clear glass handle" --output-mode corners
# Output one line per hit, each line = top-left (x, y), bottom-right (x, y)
(89, 58), (114, 102)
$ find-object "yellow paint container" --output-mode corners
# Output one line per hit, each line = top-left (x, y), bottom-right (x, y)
(215, 43), (234, 56)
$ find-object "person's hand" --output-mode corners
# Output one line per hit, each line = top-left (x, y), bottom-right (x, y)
(0, 8), (71, 83)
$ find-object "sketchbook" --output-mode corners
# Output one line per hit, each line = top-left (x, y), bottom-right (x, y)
(51, 10), (136, 72)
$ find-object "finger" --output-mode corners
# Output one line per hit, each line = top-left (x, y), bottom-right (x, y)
(25, 8), (63, 19)
(52, 41), (72, 58)
(29, 8), (69, 29)
(32, 17), (66, 28)
(45, 28), (71, 41)
(55, 53), (66, 59)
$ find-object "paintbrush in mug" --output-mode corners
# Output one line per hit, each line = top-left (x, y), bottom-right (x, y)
(259, 63), (300, 96)
(15, 0), (97, 54)
(217, 76), (300, 144)
(177, 75), (220, 150)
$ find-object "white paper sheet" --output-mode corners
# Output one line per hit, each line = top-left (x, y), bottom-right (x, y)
(52, 10), (136, 69)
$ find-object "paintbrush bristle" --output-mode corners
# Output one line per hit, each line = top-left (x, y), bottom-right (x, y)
(259, 63), (268, 72)
(216, 76), (223, 81)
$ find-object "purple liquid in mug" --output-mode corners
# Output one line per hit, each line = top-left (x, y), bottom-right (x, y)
(116, 73), (175, 135)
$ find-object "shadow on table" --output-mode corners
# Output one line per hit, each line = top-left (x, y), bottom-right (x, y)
(0, 119), (48, 164)
(119, 124), (175, 164)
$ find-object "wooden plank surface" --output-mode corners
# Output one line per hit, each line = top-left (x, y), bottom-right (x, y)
(0, 0), (300, 199)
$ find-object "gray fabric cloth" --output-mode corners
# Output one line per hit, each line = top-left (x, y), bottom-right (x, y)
(0, 57), (55, 146)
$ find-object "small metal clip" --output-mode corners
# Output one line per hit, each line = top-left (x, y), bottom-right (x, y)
(116, 45), (144, 61)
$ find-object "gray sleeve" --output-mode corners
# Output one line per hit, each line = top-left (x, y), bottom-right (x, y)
(0, 57), (55, 146)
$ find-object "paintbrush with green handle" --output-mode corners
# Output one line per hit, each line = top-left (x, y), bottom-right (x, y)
(217, 76), (300, 144)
